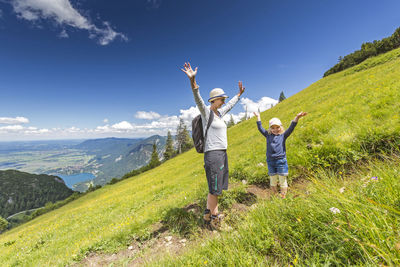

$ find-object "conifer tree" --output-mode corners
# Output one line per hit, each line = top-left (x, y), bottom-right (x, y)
(176, 119), (193, 154)
(227, 114), (235, 128)
(182, 125), (193, 152)
(279, 91), (286, 102)
(148, 142), (161, 168)
(176, 118), (185, 154)
(163, 131), (175, 160)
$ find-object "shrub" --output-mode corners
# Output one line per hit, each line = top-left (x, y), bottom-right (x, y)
(0, 216), (8, 233)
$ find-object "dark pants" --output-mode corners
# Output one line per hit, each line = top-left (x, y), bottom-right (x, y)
(204, 150), (228, 195)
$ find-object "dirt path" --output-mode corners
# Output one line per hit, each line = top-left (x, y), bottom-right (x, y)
(74, 179), (309, 266)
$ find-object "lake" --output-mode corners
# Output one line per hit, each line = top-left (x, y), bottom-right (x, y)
(56, 173), (95, 188)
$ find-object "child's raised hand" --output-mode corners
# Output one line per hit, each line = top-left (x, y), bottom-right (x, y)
(294, 112), (307, 122)
(253, 112), (261, 121)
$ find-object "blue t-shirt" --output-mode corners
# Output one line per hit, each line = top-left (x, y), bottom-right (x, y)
(256, 121), (297, 160)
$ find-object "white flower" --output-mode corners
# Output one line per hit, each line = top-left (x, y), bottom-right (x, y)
(329, 207), (341, 214)
(242, 179), (247, 185)
(339, 187), (345, 193)
(257, 162), (265, 167)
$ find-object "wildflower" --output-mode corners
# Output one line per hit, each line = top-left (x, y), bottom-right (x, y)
(257, 162), (265, 167)
(339, 187), (345, 193)
(339, 171), (343, 175)
(329, 207), (340, 214)
(371, 176), (378, 181)
(204, 261), (208, 265)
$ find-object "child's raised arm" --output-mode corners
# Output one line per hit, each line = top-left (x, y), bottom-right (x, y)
(284, 112), (307, 139)
(254, 112), (268, 137)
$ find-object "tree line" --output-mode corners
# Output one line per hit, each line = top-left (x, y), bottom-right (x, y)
(0, 170), (74, 219)
(324, 27), (400, 77)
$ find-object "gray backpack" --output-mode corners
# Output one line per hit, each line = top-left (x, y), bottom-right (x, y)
(191, 111), (214, 153)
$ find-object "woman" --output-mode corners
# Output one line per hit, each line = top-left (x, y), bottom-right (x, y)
(181, 62), (245, 229)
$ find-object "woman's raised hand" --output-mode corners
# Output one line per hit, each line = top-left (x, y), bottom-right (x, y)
(181, 62), (198, 80)
(238, 81), (245, 96)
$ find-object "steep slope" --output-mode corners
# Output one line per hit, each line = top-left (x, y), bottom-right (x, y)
(0, 47), (400, 266)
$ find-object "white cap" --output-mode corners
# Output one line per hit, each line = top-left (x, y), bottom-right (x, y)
(208, 88), (229, 102)
(269, 118), (282, 127)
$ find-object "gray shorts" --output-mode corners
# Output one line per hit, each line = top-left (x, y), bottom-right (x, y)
(204, 150), (229, 196)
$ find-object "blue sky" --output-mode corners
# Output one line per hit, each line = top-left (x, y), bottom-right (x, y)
(0, 0), (399, 141)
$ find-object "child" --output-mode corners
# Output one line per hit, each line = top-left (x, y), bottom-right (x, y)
(254, 111), (307, 198)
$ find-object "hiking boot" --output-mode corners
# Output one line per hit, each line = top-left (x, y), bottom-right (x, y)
(210, 213), (224, 230)
(203, 209), (211, 223)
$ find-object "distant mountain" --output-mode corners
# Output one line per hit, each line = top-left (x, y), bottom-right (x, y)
(0, 170), (74, 218)
(74, 137), (144, 155)
(71, 135), (167, 191)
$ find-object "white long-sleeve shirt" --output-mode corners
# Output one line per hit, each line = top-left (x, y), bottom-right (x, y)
(192, 86), (240, 152)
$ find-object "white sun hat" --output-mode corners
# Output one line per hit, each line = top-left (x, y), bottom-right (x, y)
(269, 118), (282, 127)
(208, 88), (229, 102)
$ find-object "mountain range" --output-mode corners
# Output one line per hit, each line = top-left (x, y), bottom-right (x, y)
(68, 135), (167, 191)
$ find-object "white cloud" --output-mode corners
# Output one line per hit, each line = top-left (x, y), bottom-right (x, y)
(179, 106), (200, 124)
(0, 96), (277, 140)
(135, 111), (161, 120)
(0, 125), (24, 131)
(112, 121), (134, 130)
(240, 97), (278, 115)
(223, 112), (245, 124)
(0, 116), (29, 124)
(58, 28), (68, 38)
(10, 0), (127, 45)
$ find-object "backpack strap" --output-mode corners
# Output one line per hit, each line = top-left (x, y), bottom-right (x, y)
(204, 110), (214, 146)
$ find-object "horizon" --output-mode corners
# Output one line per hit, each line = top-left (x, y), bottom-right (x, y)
(1, 0), (400, 141)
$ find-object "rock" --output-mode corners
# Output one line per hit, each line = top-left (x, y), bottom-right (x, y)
(179, 239), (187, 243)
(128, 245), (134, 250)
(165, 236), (172, 242)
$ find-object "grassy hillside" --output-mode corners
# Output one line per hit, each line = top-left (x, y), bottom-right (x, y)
(1, 47), (400, 266)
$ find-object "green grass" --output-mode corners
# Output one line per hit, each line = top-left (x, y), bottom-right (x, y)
(154, 158), (400, 266)
(1, 47), (400, 266)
